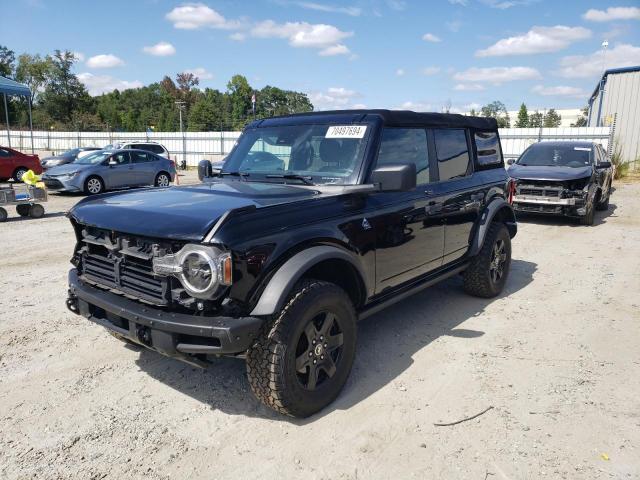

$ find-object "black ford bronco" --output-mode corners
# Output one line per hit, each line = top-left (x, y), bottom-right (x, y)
(66, 110), (517, 417)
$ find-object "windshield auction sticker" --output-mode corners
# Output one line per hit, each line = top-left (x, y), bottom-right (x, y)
(326, 125), (367, 139)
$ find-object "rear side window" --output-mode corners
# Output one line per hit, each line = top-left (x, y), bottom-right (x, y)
(474, 131), (503, 167)
(131, 151), (152, 163)
(150, 145), (165, 154)
(434, 129), (470, 181)
(375, 128), (430, 184)
(0, 149), (11, 157)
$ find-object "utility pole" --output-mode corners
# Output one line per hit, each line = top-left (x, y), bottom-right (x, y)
(175, 100), (186, 169)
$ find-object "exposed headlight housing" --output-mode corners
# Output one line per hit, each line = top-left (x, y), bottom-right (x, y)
(152, 244), (232, 299)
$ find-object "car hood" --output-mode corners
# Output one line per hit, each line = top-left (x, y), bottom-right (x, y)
(508, 164), (593, 182)
(43, 163), (91, 176)
(69, 181), (322, 241)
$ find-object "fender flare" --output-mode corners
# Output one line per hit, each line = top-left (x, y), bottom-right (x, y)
(469, 198), (517, 257)
(250, 245), (367, 317)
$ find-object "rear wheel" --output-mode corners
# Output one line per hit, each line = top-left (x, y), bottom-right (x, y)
(463, 223), (511, 298)
(0, 207), (7, 222)
(155, 172), (171, 187)
(13, 167), (28, 183)
(29, 204), (45, 218)
(246, 280), (357, 418)
(84, 176), (104, 195)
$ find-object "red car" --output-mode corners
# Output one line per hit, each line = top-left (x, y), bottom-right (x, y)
(0, 146), (42, 182)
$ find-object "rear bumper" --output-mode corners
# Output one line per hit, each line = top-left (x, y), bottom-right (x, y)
(67, 269), (263, 357)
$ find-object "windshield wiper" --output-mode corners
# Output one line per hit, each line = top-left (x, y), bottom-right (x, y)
(219, 171), (250, 180)
(265, 174), (315, 185)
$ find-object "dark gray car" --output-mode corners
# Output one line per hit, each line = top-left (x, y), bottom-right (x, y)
(41, 149), (177, 195)
(41, 147), (102, 169)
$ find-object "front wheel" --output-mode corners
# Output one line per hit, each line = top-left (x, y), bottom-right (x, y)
(463, 223), (511, 298)
(246, 280), (357, 418)
(84, 176), (104, 195)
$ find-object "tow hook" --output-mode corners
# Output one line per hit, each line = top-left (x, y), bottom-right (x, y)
(66, 291), (79, 314)
(136, 325), (152, 345)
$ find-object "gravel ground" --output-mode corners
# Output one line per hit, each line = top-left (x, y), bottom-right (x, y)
(1, 176), (639, 479)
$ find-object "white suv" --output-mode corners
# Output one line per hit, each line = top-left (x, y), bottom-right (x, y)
(105, 141), (170, 159)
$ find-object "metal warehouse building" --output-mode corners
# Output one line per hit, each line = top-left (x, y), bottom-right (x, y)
(588, 66), (640, 164)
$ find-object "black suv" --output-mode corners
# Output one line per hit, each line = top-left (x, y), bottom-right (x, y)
(66, 110), (517, 417)
(507, 141), (613, 225)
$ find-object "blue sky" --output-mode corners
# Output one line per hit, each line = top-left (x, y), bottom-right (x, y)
(3, 0), (640, 112)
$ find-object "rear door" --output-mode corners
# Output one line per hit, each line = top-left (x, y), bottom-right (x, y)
(430, 128), (481, 265)
(0, 148), (13, 179)
(129, 150), (157, 185)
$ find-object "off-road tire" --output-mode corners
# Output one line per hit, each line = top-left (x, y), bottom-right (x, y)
(16, 204), (31, 217)
(596, 184), (610, 211)
(246, 279), (357, 418)
(463, 222), (511, 298)
(0, 207), (7, 222)
(579, 202), (595, 225)
(13, 167), (28, 183)
(84, 176), (104, 195)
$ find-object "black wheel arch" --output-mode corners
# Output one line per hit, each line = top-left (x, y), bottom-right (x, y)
(249, 245), (368, 316)
(469, 198), (517, 257)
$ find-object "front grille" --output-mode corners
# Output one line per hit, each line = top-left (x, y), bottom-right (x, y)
(44, 179), (64, 189)
(78, 228), (178, 305)
(517, 184), (562, 198)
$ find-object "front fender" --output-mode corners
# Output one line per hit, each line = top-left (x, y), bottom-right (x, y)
(469, 198), (517, 257)
(250, 245), (367, 316)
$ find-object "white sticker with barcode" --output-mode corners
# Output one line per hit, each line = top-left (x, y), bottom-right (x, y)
(326, 125), (367, 138)
(574, 147), (591, 151)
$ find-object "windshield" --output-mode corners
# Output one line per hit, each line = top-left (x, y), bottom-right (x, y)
(74, 151), (111, 165)
(61, 148), (81, 157)
(222, 124), (370, 185)
(517, 144), (592, 168)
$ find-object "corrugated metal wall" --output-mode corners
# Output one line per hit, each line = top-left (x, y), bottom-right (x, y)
(589, 70), (640, 163)
(1, 126), (612, 166)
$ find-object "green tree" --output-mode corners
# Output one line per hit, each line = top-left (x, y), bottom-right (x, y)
(0, 45), (15, 77)
(571, 106), (589, 127)
(480, 100), (510, 128)
(227, 74), (253, 130)
(515, 103), (529, 128)
(528, 111), (544, 128)
(543, 108), (562, 128)
(15, 54), (52, 104)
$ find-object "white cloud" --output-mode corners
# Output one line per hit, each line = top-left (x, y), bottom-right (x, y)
(251, 20), (352, 55)
(583, 7), (640, 22)
(446, 20), (462, 32)
(166, 3), (242, 30)
(422, 66), (441, 76)
(532, 85), (586, 98)
(184, 67), (214, 80)
(422, 33), (441, 43)
(294, 2), (361, 16)
(476, 25), (591, 57)
(454, 83), (485, 91)
(398, 101), (433, 111)
(142, 42), (176, 57)
(86, 54), (125, 68)
(480, 0), (536, 8)
(386, 0), (407, 11)
(448, 0), (468, 5)
(309, 87), (359, 110)
(229, 32), (246, 41)
(396, 68), (405, 76)
(453, 66), (541, 84)
(557, 43), (640, 78)
(351, 103), (367, 109)
(73, 51), (85, 62)
(78, 73), (142, 96)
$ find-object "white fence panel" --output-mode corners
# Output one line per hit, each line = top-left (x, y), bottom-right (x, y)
(1, 126), (613, 166)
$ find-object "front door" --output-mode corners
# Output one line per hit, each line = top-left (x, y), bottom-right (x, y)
(368, 127), (445, 294)
(105, 151), (132, 188)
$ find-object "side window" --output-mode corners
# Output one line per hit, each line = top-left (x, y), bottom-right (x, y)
(375, 128), (430, 184)
(111, 152), (130, 165)
(474, 131), (503, 167)
(434, 129), (470, 181)
(0, 149), (11, 158)
(151, 145), (164, 154)
(131, 151), (151, 163)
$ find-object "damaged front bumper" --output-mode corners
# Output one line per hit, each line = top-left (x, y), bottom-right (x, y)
(512, 185), (589, 217)
(67, 269), (263, 362)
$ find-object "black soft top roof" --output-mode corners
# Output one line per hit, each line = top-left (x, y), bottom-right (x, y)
(251, 109), (498, 130)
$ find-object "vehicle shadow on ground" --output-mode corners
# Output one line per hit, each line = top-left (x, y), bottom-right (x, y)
(135, 259), (537, 423)
(516, 203), (617, 228)
(3, 211), (67, 222)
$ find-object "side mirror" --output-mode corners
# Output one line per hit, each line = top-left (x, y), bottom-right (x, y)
(370, 163), (416, 192)
(198, 159), (213, 181)
(597, 161), (611, 169)
(507, 158), (515, 165)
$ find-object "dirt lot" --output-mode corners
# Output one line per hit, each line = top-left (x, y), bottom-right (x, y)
(1, 176), (639, 479)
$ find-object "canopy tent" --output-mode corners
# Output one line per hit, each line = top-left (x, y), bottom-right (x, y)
(0, 76), (34, 153)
